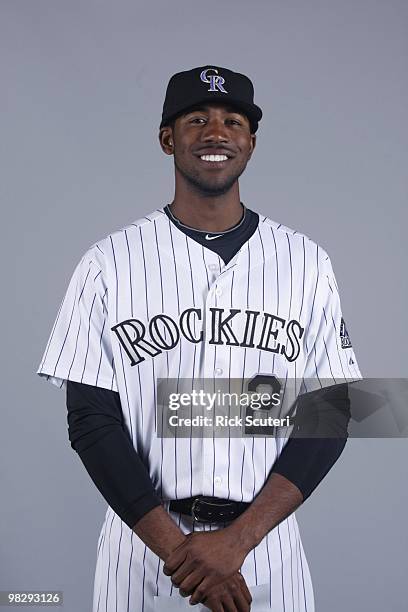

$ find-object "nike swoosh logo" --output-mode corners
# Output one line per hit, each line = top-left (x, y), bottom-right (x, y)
(205, 234), (223, 240)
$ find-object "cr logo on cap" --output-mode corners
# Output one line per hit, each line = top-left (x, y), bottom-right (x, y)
(200, 68), (228, 93)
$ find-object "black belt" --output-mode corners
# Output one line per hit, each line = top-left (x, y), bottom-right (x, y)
(169, 496), (250, 523)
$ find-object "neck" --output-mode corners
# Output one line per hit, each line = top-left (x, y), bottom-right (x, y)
(169, 175), (243, 232)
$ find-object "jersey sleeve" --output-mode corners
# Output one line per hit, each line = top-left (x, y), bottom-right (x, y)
(300, 251), (362, 393)
(36, 247), (118, 392)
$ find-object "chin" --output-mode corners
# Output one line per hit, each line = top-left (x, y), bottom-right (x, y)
(196, 183), (235, 197)
(176, 160), (241, 196)
(194, 176), (238, 195)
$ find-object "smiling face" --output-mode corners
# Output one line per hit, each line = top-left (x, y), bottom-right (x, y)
(159, 102), (257, 197)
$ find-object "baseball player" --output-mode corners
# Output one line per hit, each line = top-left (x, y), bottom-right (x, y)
(36, 65), (362, 612)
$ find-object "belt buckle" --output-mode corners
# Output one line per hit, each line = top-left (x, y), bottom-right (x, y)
(191, 497), (205, 523)
(191, 497), (237, 523)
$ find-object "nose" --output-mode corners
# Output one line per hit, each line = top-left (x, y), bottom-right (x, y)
(201, 117), (230, 143)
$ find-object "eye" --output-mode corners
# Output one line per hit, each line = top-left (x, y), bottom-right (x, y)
(189, 117), (206, 124)
(227, 117), (244, 125)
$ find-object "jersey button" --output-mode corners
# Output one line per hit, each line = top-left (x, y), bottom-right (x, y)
(215, 288), (223, 297)
(214, 476), (222, 487)
(208, 263), (218, 271)
(214, 368), (223, 376)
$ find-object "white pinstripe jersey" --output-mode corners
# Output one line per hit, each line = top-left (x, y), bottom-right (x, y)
(36, 207), (362, 612)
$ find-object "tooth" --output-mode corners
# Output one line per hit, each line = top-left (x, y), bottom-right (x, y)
(200, 154), (228, 161)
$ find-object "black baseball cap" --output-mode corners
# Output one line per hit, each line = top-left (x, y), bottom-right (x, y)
(160, 65), (263, 134)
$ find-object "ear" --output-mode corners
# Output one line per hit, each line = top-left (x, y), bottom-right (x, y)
(159, 127), (174, 155)
(248, 134), (256, 160)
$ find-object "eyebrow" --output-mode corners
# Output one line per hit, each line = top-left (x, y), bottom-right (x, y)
(182, 104), (246, 117)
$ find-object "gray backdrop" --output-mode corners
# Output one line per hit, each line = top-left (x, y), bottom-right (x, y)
(1, 1), (407, 611)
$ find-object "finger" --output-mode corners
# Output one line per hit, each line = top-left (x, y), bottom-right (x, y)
(219, 577), (247, 612)
(203, 600), (223, 612)
(201, 594), (224, 612)
(171, 559), (204, 587)
(216, 593), (236, 612)
(189, 576), (213, 605)
(232, 586), (251, 612)
(178, 569), (205, 595)
(163, 548), (188, 575)
(210, 575), (249, 612)
(236, 574), (252, 605)
(171, 563), (188, 587)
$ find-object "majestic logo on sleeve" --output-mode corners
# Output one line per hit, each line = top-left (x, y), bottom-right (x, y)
(111, 307), (304, 367)
(200, 68), (228, 93)
(340, 317), (352, 348)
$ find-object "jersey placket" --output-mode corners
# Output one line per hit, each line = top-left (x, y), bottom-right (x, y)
(201, 247), (245, 497)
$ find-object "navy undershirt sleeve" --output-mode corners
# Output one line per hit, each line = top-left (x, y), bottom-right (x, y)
(271, 437), (347, 500)
(271, 384), (351, 499)
(66, 380), (162, 529)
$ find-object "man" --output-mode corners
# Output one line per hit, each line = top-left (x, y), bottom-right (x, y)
(36, 65), (362, 611)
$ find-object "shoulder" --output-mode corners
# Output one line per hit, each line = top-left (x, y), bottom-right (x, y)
(258, 213), (332, 268)
(82, 208), (167, 271)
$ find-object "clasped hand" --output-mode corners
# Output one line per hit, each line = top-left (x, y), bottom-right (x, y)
(163, 529), (252, 610)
